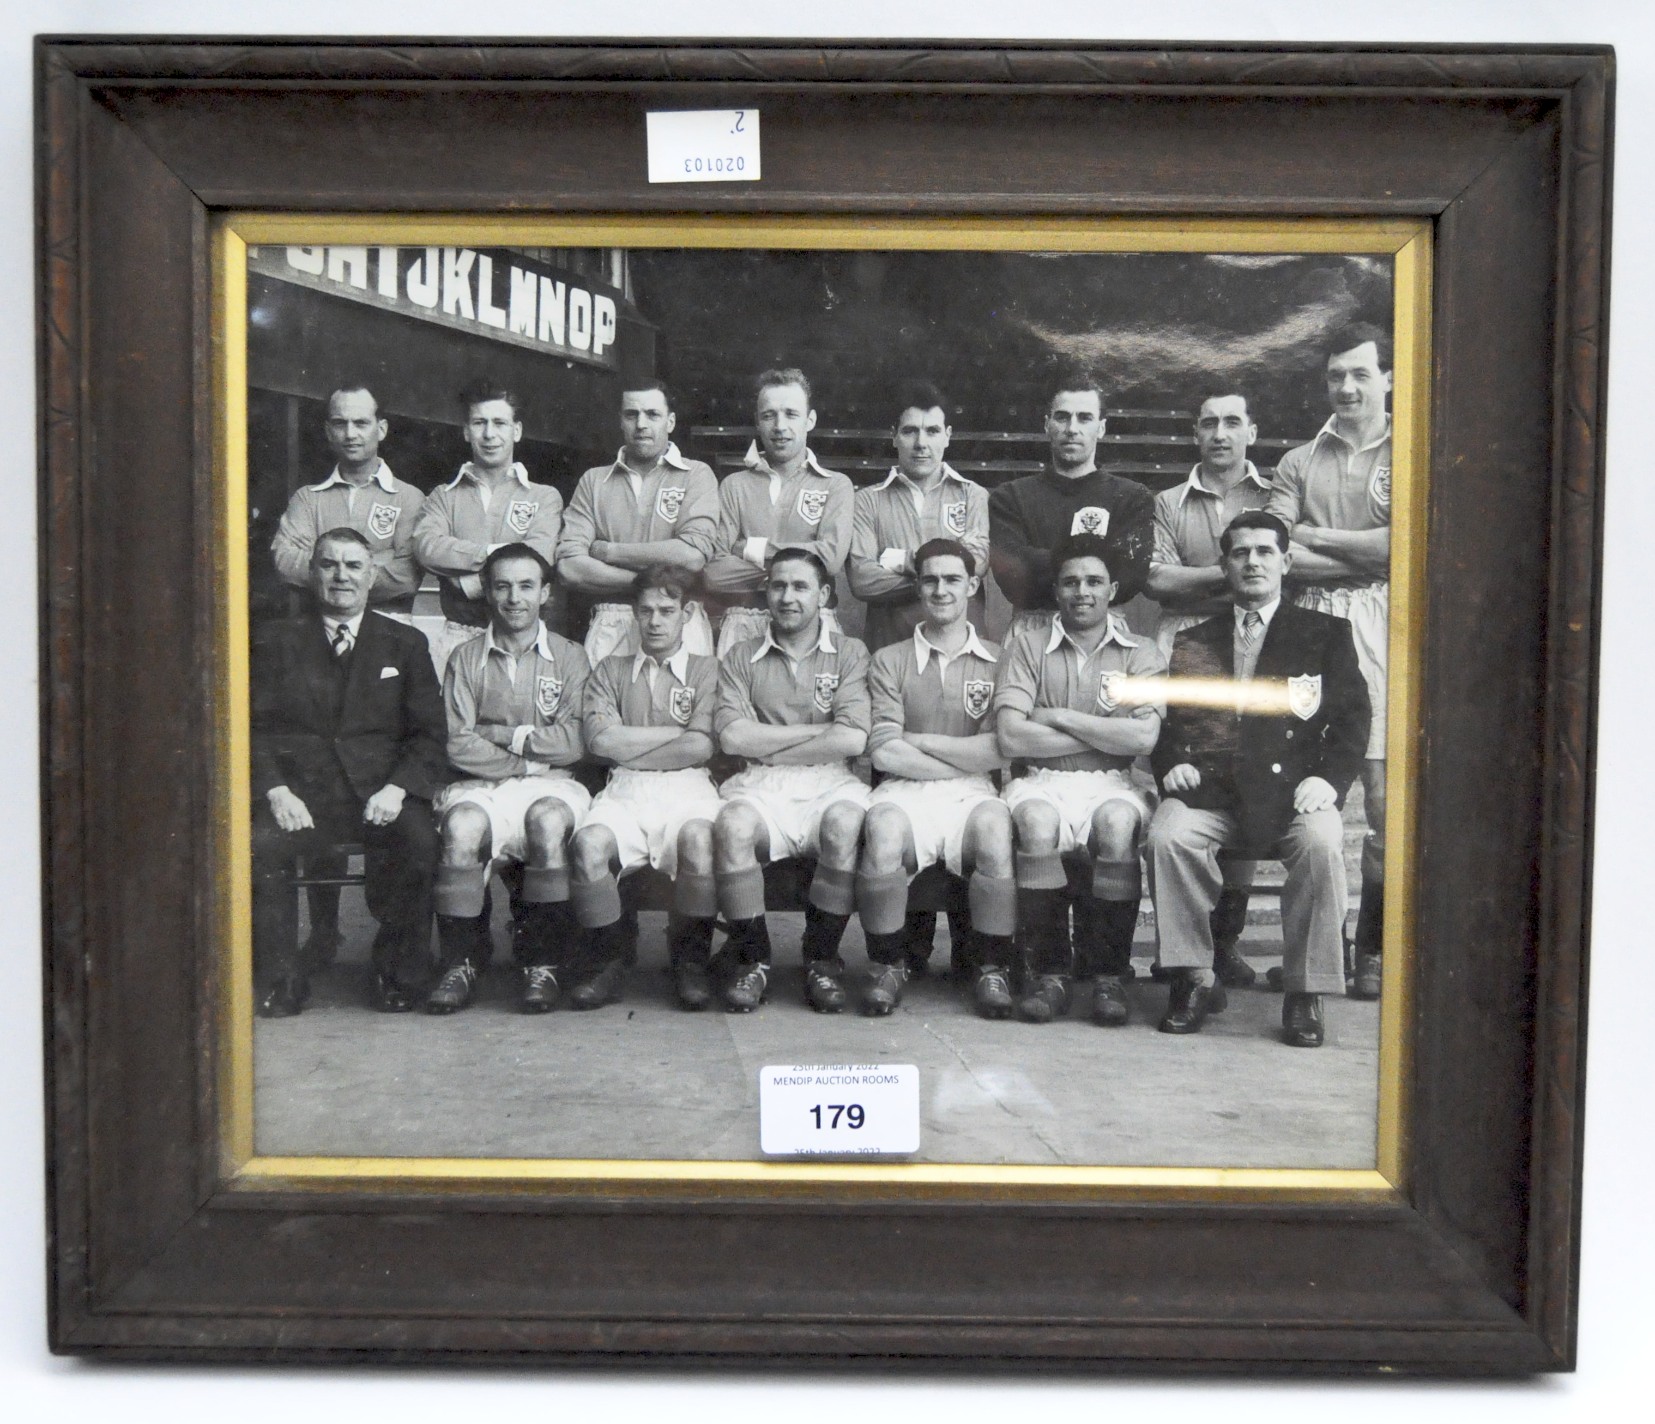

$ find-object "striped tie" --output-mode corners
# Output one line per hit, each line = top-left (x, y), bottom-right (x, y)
(1239, 610), (1263, 651)
(331, 624), (353, 659)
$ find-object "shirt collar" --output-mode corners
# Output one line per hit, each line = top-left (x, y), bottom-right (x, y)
(1175, 460), (1270, 507)
(1043, 610), (1139, 655)
(632, 644), (692, 683)
(319, 611), (367, 639)
(446, 460), (532, 490)
(741, 440), (829, 480)
(751, 616), (837, 662)
(482, 620), (555, 660)
(309, 462), (396, 493)
(873, 461), (967, 493)
(913, 621), (993, 672)
(1234, 597), (1282, 632)
(1314, 412), (1392, 455)
(610, 442), (691, 478)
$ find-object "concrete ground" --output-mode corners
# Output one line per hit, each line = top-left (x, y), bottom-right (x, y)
(254, 914), (1380, 1170)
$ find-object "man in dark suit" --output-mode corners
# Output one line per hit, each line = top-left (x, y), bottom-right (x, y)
(1147, 511), (1370, 1046)
(251, 527), (448, 1017)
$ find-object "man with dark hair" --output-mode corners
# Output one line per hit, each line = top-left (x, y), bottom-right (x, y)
(412, 378), (565, 677)
(1267, 322), (1392, 1000)
(250, 528), (447, 1017)
(994, 533), (1167, 1025)
(988, 373), (1156, 637)
(856, 539), (1014, 1018)
(848, 381), (990, 651)
(702, 368), (855, 655)
(1145, 389), (1275, 987)
(568, 566), (723, 1010)
(426, 542), (591, 1014)
(712, 547), (871, 1013)
(1148, 511), (1370, 1046)
(272, 383), (426, 618)
(269, 382), (428, 971)
(556, 381), (719, 665)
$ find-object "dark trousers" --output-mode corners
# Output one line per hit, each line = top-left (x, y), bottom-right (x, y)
(252, 793), (437, 990)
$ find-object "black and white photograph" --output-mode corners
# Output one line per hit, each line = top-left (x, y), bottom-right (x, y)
(239, 227), (1411, 1171)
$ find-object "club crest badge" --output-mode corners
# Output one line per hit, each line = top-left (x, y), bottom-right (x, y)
(669, 686), (695, 726)
(655, 485), (686, 523)
(943, 501), (968, 537)
(1096, 669), (1124, 712)
(1370, 464), (1392, 512)
(535, 675), (562, 718)
(1287, 673), (1323, 721)
(813, 672), (839, 713)
(796, 488), (830, 526)
(963, 679), (993, 721)
(506, 500), (539, 536)
(1070, 506), (1110, 537)
(367, 502), (401, 540)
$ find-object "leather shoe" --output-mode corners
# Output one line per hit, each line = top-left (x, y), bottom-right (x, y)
(569, 961), (625, 1010)
(257, 976), (309, 1018)
(1088, 974), (1132, 1027)
(1158, 974), (1227, 1034)
(1350, 952), (1382, 1001)
(371, 974), (418, 1013)
(723, 962), (769, 1013)
(520, 965), (561, 1013)
(674, 960), (713, 1011)
(425, 961), (478, 1014)
(1282, 992), (1325, 1048)
(804, 959), (848, 1013)
(1017, 974), (1071, 1024)
(1213, 943), (1257, 989)
(972, 966), (1014, 1020)
(863, 963), (908, 1016)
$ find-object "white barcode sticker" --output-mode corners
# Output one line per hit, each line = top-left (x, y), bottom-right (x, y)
(646, 109), (761, 184)
(759, 1064), (920, 1156)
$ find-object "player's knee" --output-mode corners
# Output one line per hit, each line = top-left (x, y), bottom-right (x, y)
(1090, 800), (1142, 857)
(524, 797), (574, 857)
(860, 805), (908, 872)
(967, 801), (1014, 878)
(1012, 800), (1061, 851)
(818, 802), (865, 861)
(676, 818), (715, 875)
(715, 803), (761, 858)
(570, 826), (615, 881)
(439, 804), (490, 862)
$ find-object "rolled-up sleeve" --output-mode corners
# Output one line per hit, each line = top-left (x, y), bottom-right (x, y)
(830, 637), (871, 734)
(555, 469), (601, 563)
(580, 654), (624, 744)
(865, 645), (906, 754)
(991, 631), (1041, 717)
(713, 650), (759, 737)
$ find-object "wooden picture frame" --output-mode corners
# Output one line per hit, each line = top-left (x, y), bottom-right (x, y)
(36, 38), (1610, 1371)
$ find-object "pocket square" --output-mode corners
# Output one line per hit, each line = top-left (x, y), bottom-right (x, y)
(379, 666), (400, 679)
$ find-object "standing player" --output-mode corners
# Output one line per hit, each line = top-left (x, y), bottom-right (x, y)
(988, 374), (1156, 639)
(702, 369), (855, 655)
(847, 382), (990, 651)
(555, 380), (719, 664)
(411, 378), (564, 676)
(993, 534), (1167, 1025)
(568, 567), (723, 1010)
(426, 545), (591, 1014)
(1267, 324), (1392, 1000)
(271, 383), (425, 618)
(712, 549), (871, 1013)
(1145, 390), (1275, 986)
(855, 539), (1015, 1018)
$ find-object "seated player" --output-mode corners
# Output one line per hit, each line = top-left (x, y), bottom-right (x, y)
(1147, 511), (1370, 1046)
(250, 528), (446, 1016)
(994, 533), (1168, 1025)
(712, 548), (871, 1013)
(569, 566), (722, 1010)
(427, 544), (591, 1014)
(856, 539), (1014, 1018)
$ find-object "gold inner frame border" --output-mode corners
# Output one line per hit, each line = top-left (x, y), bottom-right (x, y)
(214, 213), (1430, 1203)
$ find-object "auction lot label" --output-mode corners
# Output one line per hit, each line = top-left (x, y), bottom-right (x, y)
(759, 1064), (920, 1156)
(646, 109), (761, 183)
